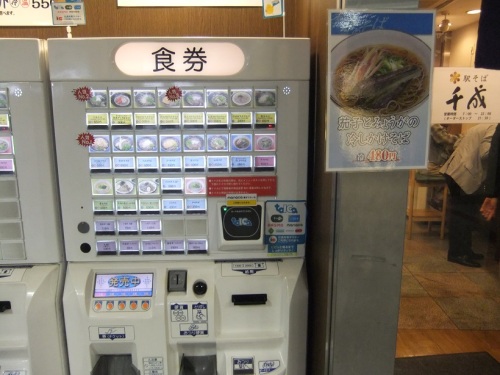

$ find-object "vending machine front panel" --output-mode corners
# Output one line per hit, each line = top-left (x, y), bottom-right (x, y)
(48, 38), (310, 262)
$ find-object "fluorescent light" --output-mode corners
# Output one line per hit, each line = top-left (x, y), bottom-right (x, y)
(466, 9), (481, 15)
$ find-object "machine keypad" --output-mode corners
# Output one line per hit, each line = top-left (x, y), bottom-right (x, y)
(93, 299), (151, 312)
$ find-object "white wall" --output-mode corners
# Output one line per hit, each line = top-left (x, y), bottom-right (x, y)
(449, 22), (479, 67)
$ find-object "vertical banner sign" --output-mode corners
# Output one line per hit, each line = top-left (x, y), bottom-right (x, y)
(431, 67), (500, 124)
(326, 10), (435, 171)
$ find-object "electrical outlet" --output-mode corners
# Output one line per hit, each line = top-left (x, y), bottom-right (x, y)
(168, 270), (187, 292)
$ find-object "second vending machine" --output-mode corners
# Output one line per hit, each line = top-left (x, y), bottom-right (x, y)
(48, 37), (309, 375)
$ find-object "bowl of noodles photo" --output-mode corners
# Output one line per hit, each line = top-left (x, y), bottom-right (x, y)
(330, 30), (431, 116)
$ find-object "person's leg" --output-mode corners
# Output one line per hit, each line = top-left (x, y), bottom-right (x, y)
(445, 176), (481, 267)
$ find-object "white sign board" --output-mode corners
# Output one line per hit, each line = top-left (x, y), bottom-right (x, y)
(431, 67), (500, 124)
(0, 0), (53, 26)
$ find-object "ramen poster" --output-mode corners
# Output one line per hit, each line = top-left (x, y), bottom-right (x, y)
(326, 10), (435, 171)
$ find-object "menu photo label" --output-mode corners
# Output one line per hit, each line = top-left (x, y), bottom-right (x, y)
(255, 112), (276, 126)
(134, 112), (158, 126)
(89, 157), (112, 172)
(86, 113), (110, 127)
(0, 136), (13, 154)
(0, 113), (10, 130)
(110, 113), (133, 128)
(139, 199), (161, 212)
(231, 112), (252, 125)
(0, 158), (15, 174)
(207, 155), (229, 170)
(206, 112), (229, 126)
(93, 199), (114, 214)
(162, 199), (184, 214)
(161, 156), (182, 172)
(165, 239), (185, 253)
(158, 112), (181, 127)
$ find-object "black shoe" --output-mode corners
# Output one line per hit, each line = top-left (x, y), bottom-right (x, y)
(469, 251), (484, 260)
(447, 255), (481, 268)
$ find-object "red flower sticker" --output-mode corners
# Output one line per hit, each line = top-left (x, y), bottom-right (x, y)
(166, 86), (182, 102)
(76, 132), (95, 147)
(72, 86), (93, 102)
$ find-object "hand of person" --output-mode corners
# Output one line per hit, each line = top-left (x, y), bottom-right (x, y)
(480, 197), (498, 221)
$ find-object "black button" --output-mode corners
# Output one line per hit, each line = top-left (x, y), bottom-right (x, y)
(193, 280), (207, 295)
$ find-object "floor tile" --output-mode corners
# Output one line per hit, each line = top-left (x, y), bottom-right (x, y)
(435, 297), (500, 330)
(398, 297), (456, 329)
(414, 272), (486, 298)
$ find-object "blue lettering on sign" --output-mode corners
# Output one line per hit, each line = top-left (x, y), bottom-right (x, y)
(231, 217), (252, 226)
(274, 203), (298, 213)
(288, 214), (300, 222)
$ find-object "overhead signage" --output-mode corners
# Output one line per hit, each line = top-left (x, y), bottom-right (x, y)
(115, 42), (245, 77)
(326, 10), (435, 171)
(431, 67), (500, 124)
(0, 0), (85, 26)
(117, 0), (260, 6)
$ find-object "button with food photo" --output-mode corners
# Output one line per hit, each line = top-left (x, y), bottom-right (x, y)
(113, 135), (134, 152)
(183, 90), (205, 107)
(90, 136), (110, 152)
(115, 179), (135, 195)
(87, 90), (108, 108)
(183, 134), (205, 152)
(136, 135), (158, 152)
(255, 89), (276, 106)
(255, 134), (276, 151)
(92, 179), (113, 195)
(207, 90), (229, 107)
(160, 135), (181, 152)
(185, 178), (206, 195)
(110, 91), (132, 108)
(207, 134), (229, 151)
(230, 134), (252, 152)
(134, 91), (156, 108)
(231, 90), (252, 107)
(138, 179), (159, 195)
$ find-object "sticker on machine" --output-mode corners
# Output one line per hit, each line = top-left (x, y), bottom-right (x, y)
(89, 326), (135, 341)
(259, 359), (281, 373)
(264, 200), (306, 253)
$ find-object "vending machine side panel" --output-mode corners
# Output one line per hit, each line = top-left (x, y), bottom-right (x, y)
(0, 39), (63, 264)
(0, 265), (68, 375)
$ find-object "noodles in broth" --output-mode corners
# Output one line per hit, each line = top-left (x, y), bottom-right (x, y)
(332, 45), (428, 116)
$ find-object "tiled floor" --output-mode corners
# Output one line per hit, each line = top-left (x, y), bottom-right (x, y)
(399, 223), (500, 331)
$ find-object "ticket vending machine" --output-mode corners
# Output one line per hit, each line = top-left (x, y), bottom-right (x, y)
(48, 37), (309, 375)
(0, 39), (67, 375)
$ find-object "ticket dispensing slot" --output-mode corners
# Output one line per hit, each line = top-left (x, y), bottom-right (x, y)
(0, 300), (11, 312)
(179, 353), (217, 375)
(231, 294), (267, 305)
(91, 354), (140, 375)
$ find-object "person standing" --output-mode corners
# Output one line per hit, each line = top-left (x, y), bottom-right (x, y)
(440, 124), (500, 267)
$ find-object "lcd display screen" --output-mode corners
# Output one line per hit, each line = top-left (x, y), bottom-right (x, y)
(93, 273), (154, 298)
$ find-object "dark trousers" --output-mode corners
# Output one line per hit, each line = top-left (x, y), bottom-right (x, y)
(445, 176), (486, 257)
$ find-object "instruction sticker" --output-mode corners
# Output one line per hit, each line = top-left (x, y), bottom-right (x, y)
(265, 200), (306, 254)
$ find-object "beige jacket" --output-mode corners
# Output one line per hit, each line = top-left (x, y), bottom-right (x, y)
(440, 124), (498, 194)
